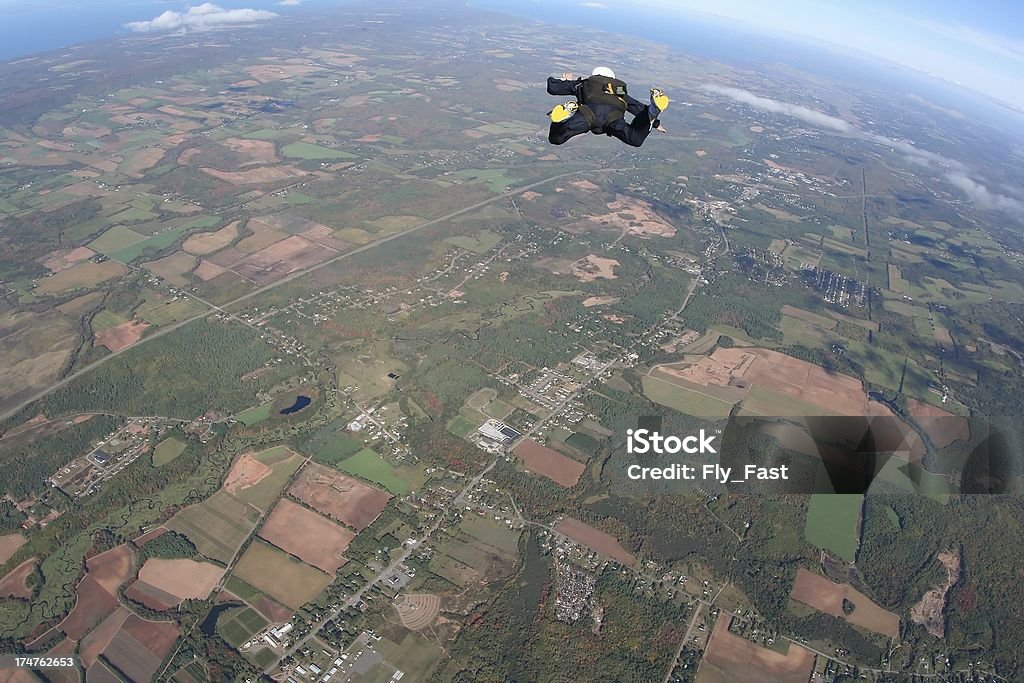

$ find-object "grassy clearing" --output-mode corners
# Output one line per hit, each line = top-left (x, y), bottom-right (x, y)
(338, 448), (414, 494)
(232, 540), (331, 610)
(235, 402), (274, 426)
(313, 432), (364, 464)
(641, 375), (735, 417)
(91, 309), (129, 333)
(282, 141), (357, 160)
(805, 466), (861, 562)
(152, 437), (187, 466)
(134, 295), (206, 326)
(446, 415), (478, 438)
(444, 229), (502, 254)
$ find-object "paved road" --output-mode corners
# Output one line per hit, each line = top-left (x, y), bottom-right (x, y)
(0, 167), (629, 424)
(266, 456), (500, 673)
(662, 602), (705, 683)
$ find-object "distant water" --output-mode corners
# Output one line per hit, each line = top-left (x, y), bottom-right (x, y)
(279, 395), (311, 415)
(0, 0), (331, 61)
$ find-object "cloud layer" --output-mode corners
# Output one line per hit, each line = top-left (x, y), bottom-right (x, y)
(701, 84), (1022, 215)
(125, 3), (278, 33)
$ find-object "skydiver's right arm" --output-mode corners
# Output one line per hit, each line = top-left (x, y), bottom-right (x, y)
(547, 75), (581, 96)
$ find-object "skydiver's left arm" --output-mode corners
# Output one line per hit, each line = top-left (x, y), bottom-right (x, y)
(547, 75), (582, 97)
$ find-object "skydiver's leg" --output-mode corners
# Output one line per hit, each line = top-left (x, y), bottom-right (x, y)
(605, 109), (654, 148)
(548, 113), (591, 145)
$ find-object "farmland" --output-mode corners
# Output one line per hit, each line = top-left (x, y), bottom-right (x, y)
(514, 438), (586, 487)
(555, 517), (636, 567)
(224, 446), (304, 511)
(168, 490), (260, 563)
(257, 499), (354, 574)
(337, 447), (415, 494)
(136, 558), (224, 603)
(805, 478), (862, 563)
(288, 463), (392, 531)
(218, 606), (269, 647)
(699, 617), (815, 683)
(232, 540), (332, 610)
(790, 568), (899, 638)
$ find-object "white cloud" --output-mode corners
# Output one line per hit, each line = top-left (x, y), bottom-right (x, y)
(701, 84), (1022, 215)
(579, 2), (609, 8)
(945, 172), (1024, 213)
(125, 3), (278, 33)
(277, 0), (302, 5)
(702, 84), (852, 132)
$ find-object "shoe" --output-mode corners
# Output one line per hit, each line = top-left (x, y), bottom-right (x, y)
(650, 88), (670, 114)
(549, 100), (578, 123)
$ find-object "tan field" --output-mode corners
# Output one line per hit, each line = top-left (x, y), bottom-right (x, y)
(35, 260), (127, 295)
(582, 296), (620, 307)
(515, 439), (586, 487)
(288, 463), (391, 531)
(258, 499), (354, 573)
(95, 320), (149, 352)
(555, 517), (635, 567)
(0, 558), (36, 598)
(675, 347), (869, 416)
(0, 533), (26, 564)
(701, 617), (814, 683)
(40, 246), (96, 273)
(142, 251), (196, 286)
(907, 398), (969, 447)
(223, 452), (272, 495)
(571, 254), (619, 282)
(790, 568), (899, 638)
(137, 558), (224, 601)
(194, 260), (227, 281)
(182, 220), (239, 255)
(201, 164), (309, 185)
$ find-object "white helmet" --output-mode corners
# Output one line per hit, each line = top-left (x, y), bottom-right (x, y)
(591, 66), (615, 79)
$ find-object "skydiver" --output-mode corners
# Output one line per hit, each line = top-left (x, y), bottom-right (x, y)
(546, 67), (669, 147)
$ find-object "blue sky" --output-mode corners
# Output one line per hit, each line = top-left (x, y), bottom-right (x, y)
(624, 0), (1024, 110)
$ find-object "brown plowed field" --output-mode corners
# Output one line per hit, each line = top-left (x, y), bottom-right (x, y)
(125, 580), (179, 611)
(703, 617), (815, 683)
(232, 234), (336, 286)
(87, 545), (134, 594)
(0, 558), (35, 598)
(132, 526), (168, 547)
(80, 607), (129, 667)
(288, 463), (391, 531)
(59, 576), (118, 639)
(258, 499), (353, 573)
(555, 517), (636, 567)
(95, 320), (149, 351)
(0, 533), (26, 564)
(678, 347), (868, 416)
(138, 558), (224, 601)
(182, 220), (239, 255)
(790, 567), (899, 638)
(907, 398), (969, 447)
(515, 439), (586, 487)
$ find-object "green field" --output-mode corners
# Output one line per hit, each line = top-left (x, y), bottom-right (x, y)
(232, 540), (332, 610)
(805, 466), (862, 562)
(458, 514), (520, 556)
(109, 225), (195, 263)
(168, 490), (259, 563)
(152, 437), (187, 466)
(91, 309), (129, 333)
(313, 432), (365, 463)
(236, 402), (274, 426)
(338, 448), (410, 494)
(232, 447), (303, 511)
(134, 295), (206, 326)
(367, 632), (444, 683)
(444, 229), (502, 254)
(88, 225), (147, 254)
(217, 606), (268, 647)
(446, 415), (478, 438)
(282, 141), (357, 160)
(641, 375), (735, 417)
